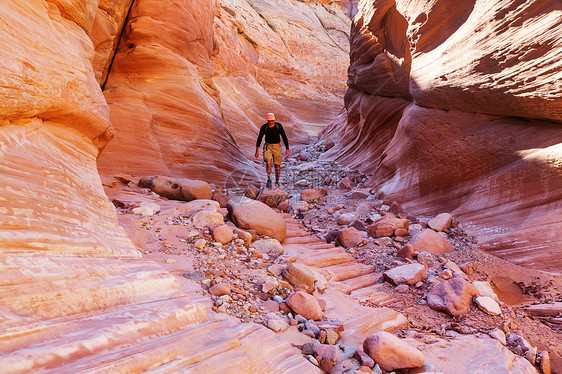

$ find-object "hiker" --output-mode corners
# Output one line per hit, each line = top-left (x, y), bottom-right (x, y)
(255, 113), (290, 188)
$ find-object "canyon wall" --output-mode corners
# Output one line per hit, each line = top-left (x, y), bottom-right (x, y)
(97, 0), (351, 181)
(0, 1), (316, 371)
(321, 0), (562, 272)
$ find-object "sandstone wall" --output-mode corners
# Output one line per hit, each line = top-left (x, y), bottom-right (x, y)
(96, 0), (350, 181)
(321, 0), (562, 272)
(0, 1), (315, 371)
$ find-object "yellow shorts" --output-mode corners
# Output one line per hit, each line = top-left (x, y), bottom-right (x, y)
(263, 143), (283, 165)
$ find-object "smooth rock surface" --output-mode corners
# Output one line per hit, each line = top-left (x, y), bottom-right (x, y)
(228, 199), (287, 241)
(285, 291), (323, 320)
(363, 331), (425, 371)
(427, 276), (479, 317)
(383, 264), (427, 285)
(410, 229), (454, 254)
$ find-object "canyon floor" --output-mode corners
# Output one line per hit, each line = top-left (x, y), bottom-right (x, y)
(101, 141), (562, 374)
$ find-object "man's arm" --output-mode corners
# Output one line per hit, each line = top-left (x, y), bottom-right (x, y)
(255, 125), (265, 158)
(278, 123), (290, 157)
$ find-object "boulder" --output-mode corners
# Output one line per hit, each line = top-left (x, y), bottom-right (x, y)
(244, 184), (260, 200)
(228, 198), (286, 241)
(301, 189), (321, 203)
(253, 239), (284, 257)
(396, 243), (415, 259)
(337, 177), (353, 190)
(428, 213), (453, 232)
(138, 176), (211, 201)
(209, 283), (230, 296)
(383, 263), (427, 285)
(475, 296), (502, 316)
(337, 213), (356, 225)
(363, 331), (425, 371)
(211, 225), (233, 244)
(291, 201), (309, 213)
(473, 281), (499, 301)
(367, 214), (408, 238)
(336, 227), (364, 248)
(259, 187), (288, 207)
(427, 276), (479, 316)
(410, 229), (453, 254)
(350, 219), (368, 231)
(282, 263), (315, 293)
(211, 189), (230, 208)
(192, 210), (224, 227)
(233, 228), (252, 245)
(285, 291), (322, 320)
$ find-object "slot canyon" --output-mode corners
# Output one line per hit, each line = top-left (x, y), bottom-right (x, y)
(0, 0), (560, 373)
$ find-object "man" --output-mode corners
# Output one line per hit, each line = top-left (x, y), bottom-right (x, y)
(255, 113), (290, 188)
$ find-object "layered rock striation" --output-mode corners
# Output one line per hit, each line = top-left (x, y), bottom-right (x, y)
(321, 0), (562, 272)
(0, 1), (321, 371)
(97, 0), (351, 180)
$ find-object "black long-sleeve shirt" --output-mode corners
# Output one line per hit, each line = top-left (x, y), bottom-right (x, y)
(256, 122), (289, 149)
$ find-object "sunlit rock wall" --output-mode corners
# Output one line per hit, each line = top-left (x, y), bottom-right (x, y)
(321, 0), (562, 272)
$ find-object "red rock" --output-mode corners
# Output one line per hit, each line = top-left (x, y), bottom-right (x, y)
(211, 224), (233, 244)
(209, 283), (231, 296)
(313, 344), (339, 362)
(396, 243), (414, 259)
(394, 228), (409, 237)
(428, 213), (453, 232)
(282, 263), (316, 293)
(138, 176), (211, 201)
(337, 177), (353, 190)
(233, 228), (252, 245)
(354, 350), (375, 368)
(285, 291), (323, 320)
(367, 214), (409, 238)
(228, 199), (287, 241)
(383, 263), (426, 285)
(363, 331), (425, 371)
(336, 227), (364, 248)
(211, 190), (230, 208)
(357, 366), (373, 373)
(301, 189), (322, 203)
(427, 276), (478, 317)
(351, 190), (369, 199)
(259, 188), (288, 207)
(277, 200), (289, 212)
(410, 229), (453, 254)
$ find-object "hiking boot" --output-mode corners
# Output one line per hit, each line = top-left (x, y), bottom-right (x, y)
(275, 181), (280, 187)
(266, 178), (272, 188)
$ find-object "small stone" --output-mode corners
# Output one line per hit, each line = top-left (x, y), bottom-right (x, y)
(525, 346), (537, 365)
(489, 328), (507, 345)
(261, 278), (277, 294)
(336, 227), (364, 248)
(354, 350), (375, 368)
(211, 224), (233, 244)
(326, 329), (339, 345)
(473, 281), (499, 301)
(537, 351), (551, 374)
(410, 229), (453, 254)
(302, 329), (316, 338)
(396, 244), (415, 259)
(283, 263), (316, 293)
(267, 318), (289, 332)
(320, 358), (334, 373)
(263, 300), (280, 312)
(313, 344), (339, 362)
(337, 213), (356, 225)
(267, 264), (285, 277)
(253, 238), (284, 257)
(383, 263), (427, 285)
(319, 330), (327, 344)
(367, 214), (408, 238)
(427, 276), (478, 317)
(475, 296), (502, 316)
(273, 295), (284, 304)
(302, 342), (315, 355)
(285, 291), (323, 320)
(428, 213), (453, 232)
(394, 284), (409, 293)
(209, 283), (231, 296)
(363, 331), (425, 371)
(307, 355), (319, 366)
(460, 262), (477, 275)
(194, 238), (206, 249)
(165, 258), (176, 264)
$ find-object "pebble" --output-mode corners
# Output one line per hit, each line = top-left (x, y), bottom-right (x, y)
(165, 258), (176, 264)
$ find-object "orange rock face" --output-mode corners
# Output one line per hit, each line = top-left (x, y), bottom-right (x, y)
(322, 0), (562, 272)
(97, 0), (351, 182)
(0, 1), (326, 371)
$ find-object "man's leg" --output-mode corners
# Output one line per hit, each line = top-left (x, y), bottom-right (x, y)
(265, 159), (272, 187)
(275, 165), (281, 185)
